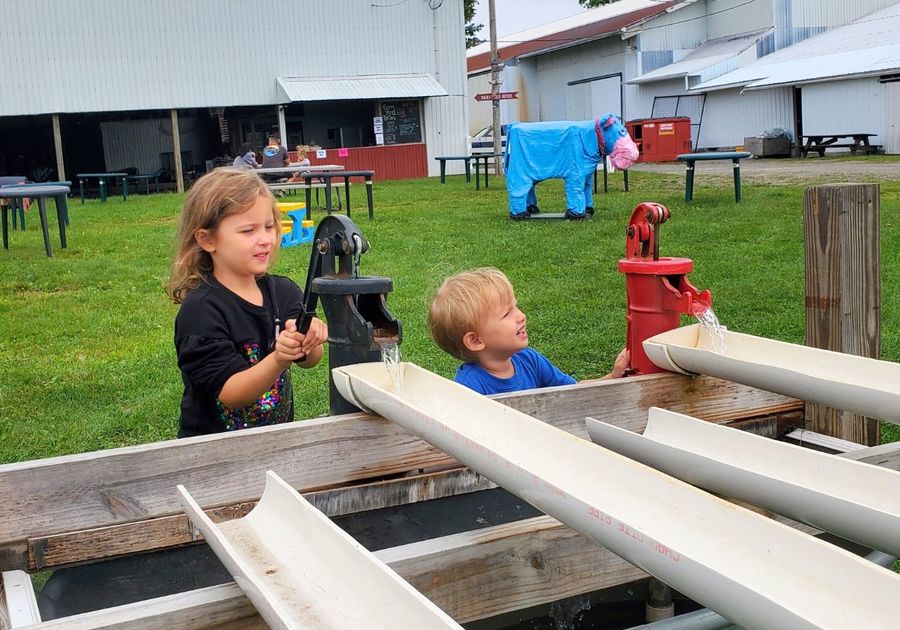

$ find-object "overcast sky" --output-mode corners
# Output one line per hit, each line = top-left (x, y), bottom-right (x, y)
(471, 0), (589, 39)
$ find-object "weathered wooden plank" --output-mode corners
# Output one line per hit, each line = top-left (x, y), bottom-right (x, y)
(19, 516), (646, 628)
(29, 467), (495, 570)
(0, 373), (796, 571)
(804, 183), (881, 445)
(20, 439), (900, 628)
(18, 582), (264, 630)
(381, 515), (646, 622)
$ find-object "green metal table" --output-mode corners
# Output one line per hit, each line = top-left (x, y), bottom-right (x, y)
(676, 152), (751, 202)
(77, 173), (128, 203)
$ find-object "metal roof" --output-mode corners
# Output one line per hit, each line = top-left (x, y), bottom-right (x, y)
(692, 3), (900, 91)
(277, 74), (448, 102)
(466, 0), (689, 73)
(628, 29), (770, 85)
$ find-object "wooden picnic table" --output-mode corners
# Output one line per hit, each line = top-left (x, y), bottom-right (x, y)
(800, 134), (879, 157)
(677, 151), (751, 202)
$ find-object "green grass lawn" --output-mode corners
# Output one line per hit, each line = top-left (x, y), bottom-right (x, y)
(1, 171), (898, 462)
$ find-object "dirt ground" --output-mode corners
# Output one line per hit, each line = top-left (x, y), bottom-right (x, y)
(629, 156), (900, 186)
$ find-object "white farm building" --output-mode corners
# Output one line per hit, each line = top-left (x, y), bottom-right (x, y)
(0, 0), (468, 185)
(468, 0), (900, 154)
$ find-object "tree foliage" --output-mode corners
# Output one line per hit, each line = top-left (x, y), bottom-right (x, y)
(465, 0), (484, 48)
(578, 0), (621, 7)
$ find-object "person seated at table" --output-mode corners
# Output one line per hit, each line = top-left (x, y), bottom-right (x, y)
(287, 145), (311, 183)
(232, 143), (259, 169)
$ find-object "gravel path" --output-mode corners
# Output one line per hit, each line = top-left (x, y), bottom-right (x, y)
(629, 157), (900, 185)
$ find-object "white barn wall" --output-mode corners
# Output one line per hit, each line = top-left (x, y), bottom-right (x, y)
(697, 87), (793, 148)
(631, 78), (690, 120)
(467, 66), (521, 135)
(424, 0), (468, 177)
(532, 39), (633, 121)
(101, 118), (207, 174)
(773, 0), (898, 48)
(1, 0), (460, 115)
(707, 0), (774, 40)
(801, 78), (885, 147)
(885, 82), (900, 155)
(636, 1), (707, 53)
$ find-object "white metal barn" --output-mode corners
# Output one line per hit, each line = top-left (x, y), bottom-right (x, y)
(0, 0), (468, 183)
(467, 0), (899, 154)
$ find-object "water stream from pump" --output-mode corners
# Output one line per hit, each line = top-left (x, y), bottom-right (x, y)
(693, 305), (727, 354)
(378, 340), (404, 393)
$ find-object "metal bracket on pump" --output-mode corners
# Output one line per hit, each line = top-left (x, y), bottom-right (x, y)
(624, 202), (670, 262)
(297, 215), (402, 414)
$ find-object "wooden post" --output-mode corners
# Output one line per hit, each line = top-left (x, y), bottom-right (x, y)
(804, 183), (880, 445)
(170, 109), (184, 193)
(51, 114), (65, 182)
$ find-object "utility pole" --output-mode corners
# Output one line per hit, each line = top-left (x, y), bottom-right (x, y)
(489, 0), (502, 175)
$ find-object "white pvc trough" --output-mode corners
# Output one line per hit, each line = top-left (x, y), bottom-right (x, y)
(643, 323), (900, 423)
(333, 362), (900, 630)
(586, 407), (900, 557)
(177, 470), (461, 630)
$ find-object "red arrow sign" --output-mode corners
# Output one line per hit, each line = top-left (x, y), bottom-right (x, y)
(474, 91), (518, 102)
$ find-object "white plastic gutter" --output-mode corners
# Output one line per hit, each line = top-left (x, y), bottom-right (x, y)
(332, 362), (900, 630)
(586, 407), (900, 556)
(178, 470), (461, 630)
(643, 324), (900, 423)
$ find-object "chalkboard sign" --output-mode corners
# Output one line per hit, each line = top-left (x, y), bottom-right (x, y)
(380, 101), (422, 145)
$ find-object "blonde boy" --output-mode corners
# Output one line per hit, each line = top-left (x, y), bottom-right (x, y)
(427, 268), (628, 395)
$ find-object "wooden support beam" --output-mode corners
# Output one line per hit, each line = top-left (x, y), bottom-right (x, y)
(0, 374), (797, 572)
(804, 183), (880, 445)
(17, 516), (646, 628)
(28, 468), (495, 570)
(22, 437), (900, 628)
(50, 115), (65, 183)
(170, 109), (184, 193)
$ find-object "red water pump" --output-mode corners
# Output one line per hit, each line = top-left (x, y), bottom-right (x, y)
(618, 202), (711, 375)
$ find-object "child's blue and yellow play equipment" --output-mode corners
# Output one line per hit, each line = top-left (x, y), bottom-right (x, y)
(277, 202), (314, 247)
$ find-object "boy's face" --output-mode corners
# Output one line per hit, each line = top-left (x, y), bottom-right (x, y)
(470, 292), (529, 361)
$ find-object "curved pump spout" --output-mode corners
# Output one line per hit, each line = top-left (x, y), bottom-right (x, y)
(299, 215), (402, 414)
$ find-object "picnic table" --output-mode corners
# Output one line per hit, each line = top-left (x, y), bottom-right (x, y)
(300, 170), (374, 220)
(434, 156), (474, 184)
(1, 184), (70, 256)
(473, 153), (503, 190)
(677, 151), (752, 202)
(800, 134), (879, 157)
(126, 169), (163, 194)
(256, 164), (344, 177)
(434, 154), (501, 190)
(77, 173), (128, 203)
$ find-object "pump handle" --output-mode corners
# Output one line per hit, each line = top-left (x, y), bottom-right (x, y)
(624, 202), (670, 261)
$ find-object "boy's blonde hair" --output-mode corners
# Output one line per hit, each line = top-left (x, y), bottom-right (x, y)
(427, 267), (514, 362)
(167, 167), (280, 304)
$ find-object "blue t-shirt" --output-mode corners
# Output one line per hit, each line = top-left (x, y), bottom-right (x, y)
(454, 348), (576, 395)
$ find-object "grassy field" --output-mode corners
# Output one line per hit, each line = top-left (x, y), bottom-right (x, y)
(1, 168), (899, 463)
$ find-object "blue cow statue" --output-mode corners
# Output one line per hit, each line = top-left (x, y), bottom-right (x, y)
(505, 114), (639, 220)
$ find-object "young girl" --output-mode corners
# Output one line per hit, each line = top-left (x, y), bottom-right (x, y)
(168, 167), (327, 437)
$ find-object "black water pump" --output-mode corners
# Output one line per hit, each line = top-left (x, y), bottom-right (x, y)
(296, 215), (402, 414)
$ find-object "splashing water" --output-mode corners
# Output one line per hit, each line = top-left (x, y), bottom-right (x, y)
(693, 305), (727, 354)
(379, 341), (404, 392)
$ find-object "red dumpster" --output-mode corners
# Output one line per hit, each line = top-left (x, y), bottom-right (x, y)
(625, 117), (692, 162)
